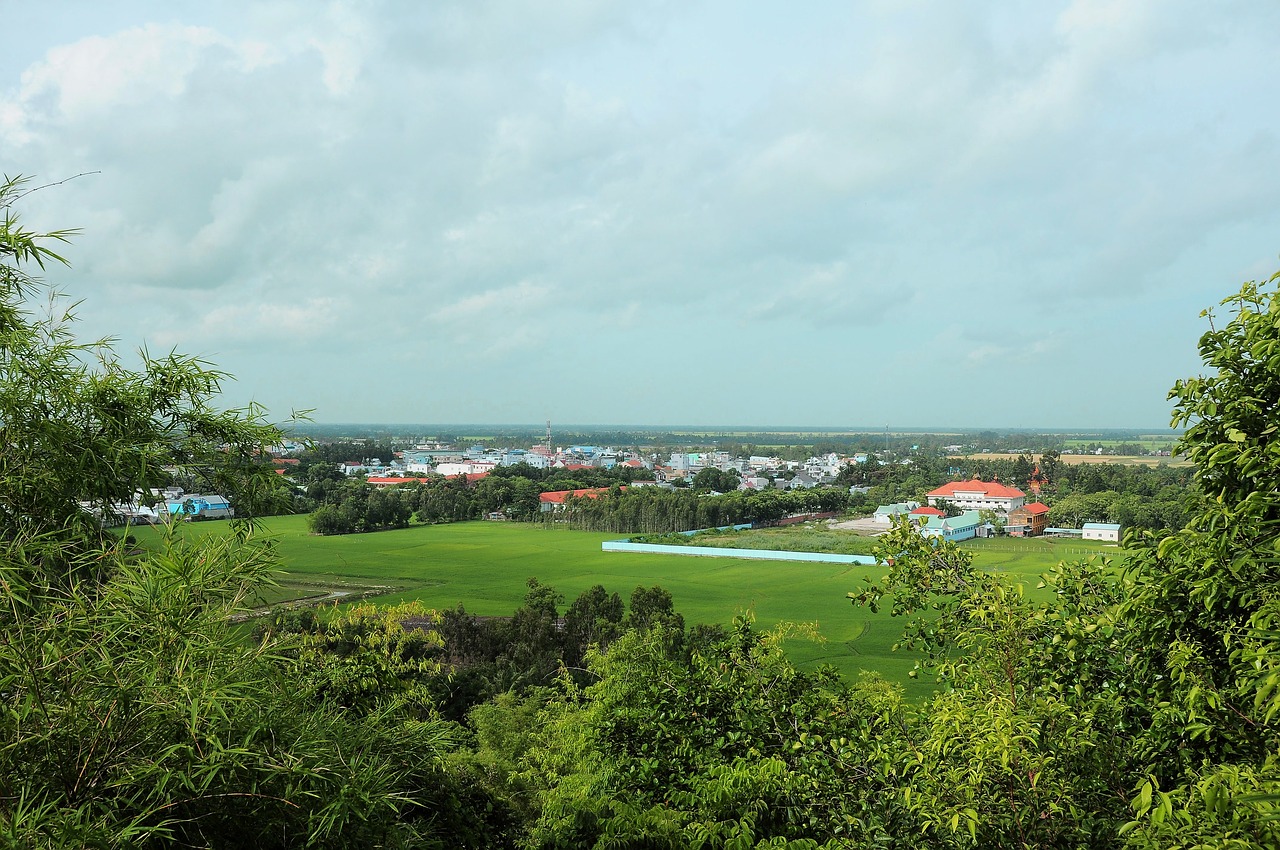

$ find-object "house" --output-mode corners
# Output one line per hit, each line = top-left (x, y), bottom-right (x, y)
(366, 476), (433, 488)
(436, 461), (497, 477)
(1006, 502), (1050, 537)
(787, 472), (819, 490)
(909, 506), (945, 520)
(926, 479), (1025, 516)
(539, 487), (621, 512)
(918, 510), (983, 542)
(1082, 522), (1122, 542)
(873, 502), (919, 524)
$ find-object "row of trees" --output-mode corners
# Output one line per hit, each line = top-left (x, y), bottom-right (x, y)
(304, 469), (850, 536)
(549, 485), (851, 534)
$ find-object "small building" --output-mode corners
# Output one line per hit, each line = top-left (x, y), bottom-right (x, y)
(366, 476), (433, 488)
(919, 510), (983, 542)
(1082, 522), (1122, 542)
(1006, 502), (1050, 537)
(873, 502), (920, 524)
(539, 487), (622, 512)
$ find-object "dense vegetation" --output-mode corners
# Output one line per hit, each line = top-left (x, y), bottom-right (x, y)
(4, 178), (1278, 846)
(300, 463), (641, 534)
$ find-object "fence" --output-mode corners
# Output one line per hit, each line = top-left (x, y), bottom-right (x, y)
(602, 539), (877, 565)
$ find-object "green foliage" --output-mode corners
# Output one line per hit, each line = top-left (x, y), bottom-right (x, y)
(287, 600), (445, 714)
(551, 485), (851, 534)
(0, 521), (468, 848)
(843, 273), (1280, 847)
(491, 619), (913, 848)
(0, 176), (292, 583)
(0, 176), (491, 848)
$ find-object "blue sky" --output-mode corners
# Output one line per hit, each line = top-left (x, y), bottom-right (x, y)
(4, 1), (1279, 428)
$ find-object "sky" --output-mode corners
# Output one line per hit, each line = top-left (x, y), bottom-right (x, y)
(3, 1), (1279, 430)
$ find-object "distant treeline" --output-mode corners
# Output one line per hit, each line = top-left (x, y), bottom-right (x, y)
(287, 425), (1181, 461)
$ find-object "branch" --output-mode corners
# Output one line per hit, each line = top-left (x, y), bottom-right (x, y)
(5, 172), (101, 206)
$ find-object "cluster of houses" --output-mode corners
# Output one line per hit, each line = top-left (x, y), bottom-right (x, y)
(324, 442), (1125, 541)
(339, 442), (865, 495)
(872, 479), (1121, 543)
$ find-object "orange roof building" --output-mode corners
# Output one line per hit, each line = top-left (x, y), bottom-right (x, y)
(539, 487), (622, 511)
(926, 478), (1026, 515)
(1007, 501), (1050, 536)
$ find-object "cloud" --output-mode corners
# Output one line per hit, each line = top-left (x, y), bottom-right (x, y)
(4, 1), (1279, 426)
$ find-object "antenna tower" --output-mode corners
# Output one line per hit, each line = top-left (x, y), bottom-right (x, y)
(545, 420), (553, 456)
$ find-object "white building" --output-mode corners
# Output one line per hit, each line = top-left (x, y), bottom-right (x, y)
(1082, 522), (1122, 542)
(926, 479), (1025, 516)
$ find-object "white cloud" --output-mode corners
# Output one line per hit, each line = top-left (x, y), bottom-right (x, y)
(4, 1), (1279, 426)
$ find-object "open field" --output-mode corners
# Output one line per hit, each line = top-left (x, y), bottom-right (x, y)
(963, 452), (1191, 467)
(139, 517), (1121, 697)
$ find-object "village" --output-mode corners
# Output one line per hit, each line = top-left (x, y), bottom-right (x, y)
(313, 437), (1125, 541)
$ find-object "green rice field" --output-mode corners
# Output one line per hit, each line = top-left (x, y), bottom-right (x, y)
(141, 517), (1123, 698)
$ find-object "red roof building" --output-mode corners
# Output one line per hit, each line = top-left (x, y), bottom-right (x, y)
(1007, 501), (1051, 536)
(926, 478), (1026, 515)
(539, 487), (622, 511)
(366, 476), (434, 488)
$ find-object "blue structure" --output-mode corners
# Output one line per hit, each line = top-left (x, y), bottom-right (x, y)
(166, 494), (234, 520)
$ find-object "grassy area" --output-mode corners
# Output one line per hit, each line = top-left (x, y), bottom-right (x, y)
(136, 517), (1117, 698)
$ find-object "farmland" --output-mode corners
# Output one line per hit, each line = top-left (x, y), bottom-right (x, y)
(141, 516), (1123, 697)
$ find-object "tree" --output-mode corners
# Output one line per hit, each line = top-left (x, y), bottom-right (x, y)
(0, 177), (477, 847)
(1116, 273), (1280, 843)
(847, 272), (1280, 847)
(0, 175), (287, 582)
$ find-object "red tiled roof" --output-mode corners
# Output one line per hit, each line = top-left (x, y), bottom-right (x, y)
(446, 472), (491, 483)
(563, 463), (593, 471)
(927, 479), (1025, 499)
(622, 459), (644, 467)
(539, 486), (621, 504)
(910, 506), (945, 517)
(1020, 502), (1050, 515)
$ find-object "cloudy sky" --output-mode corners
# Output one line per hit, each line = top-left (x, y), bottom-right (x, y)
(4, 1), (1279, 429)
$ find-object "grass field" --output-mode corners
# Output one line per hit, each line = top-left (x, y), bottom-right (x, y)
(143, 517), (1122, 698)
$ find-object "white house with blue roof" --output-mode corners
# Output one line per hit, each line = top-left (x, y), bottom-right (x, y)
(1082, 522), (1122, 542)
